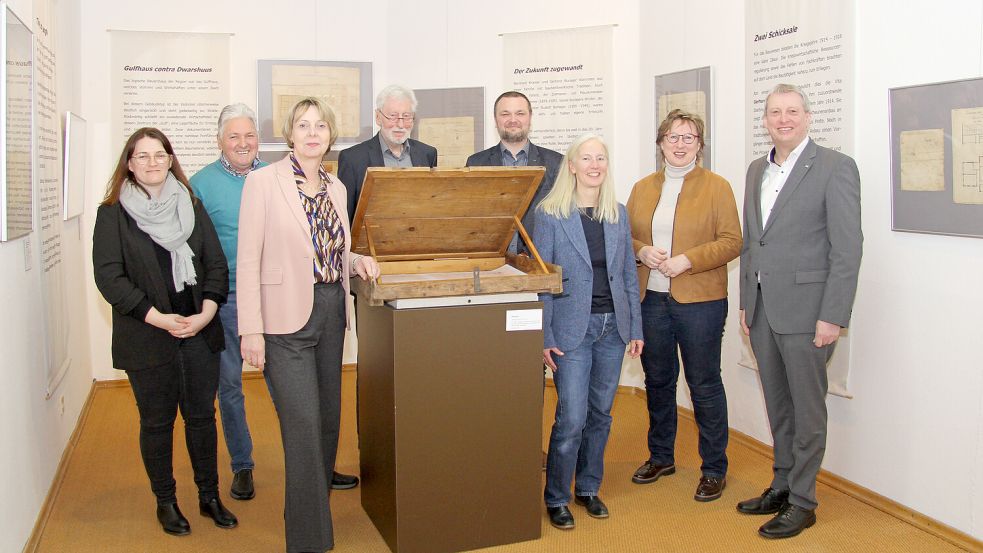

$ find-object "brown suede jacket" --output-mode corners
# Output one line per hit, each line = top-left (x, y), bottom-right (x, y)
(626, 166), (742, 303)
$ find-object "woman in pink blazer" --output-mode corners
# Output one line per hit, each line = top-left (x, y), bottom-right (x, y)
(237, 97), (379, 553)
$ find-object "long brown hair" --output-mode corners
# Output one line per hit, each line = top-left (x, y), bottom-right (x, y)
(101, 127), (193, 205)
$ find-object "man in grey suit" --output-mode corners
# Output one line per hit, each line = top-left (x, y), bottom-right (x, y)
(737, 83), (862, 539)
(466, 91), (562, 254)
(338, 84), (438, 225)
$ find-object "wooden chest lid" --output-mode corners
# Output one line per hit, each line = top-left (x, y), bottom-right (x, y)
(349, 166), (545, 261)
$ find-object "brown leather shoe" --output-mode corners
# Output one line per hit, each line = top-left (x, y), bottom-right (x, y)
(758, 503), (816, 539)
(631, 461), (675, 484)
(737, 487), (789, 515)
(694, 476), (726, 502)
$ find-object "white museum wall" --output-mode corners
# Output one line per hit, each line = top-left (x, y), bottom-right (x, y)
(0, 0), (968, 550)
(640, 0), (983, 540)
(0, 0), (91, 551)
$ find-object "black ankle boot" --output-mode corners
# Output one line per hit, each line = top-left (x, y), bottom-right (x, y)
(156, 503), (191, 536)
(199, 497), (238, 528)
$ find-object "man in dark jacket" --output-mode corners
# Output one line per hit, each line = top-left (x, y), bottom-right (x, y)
(466, 91), (561, 254)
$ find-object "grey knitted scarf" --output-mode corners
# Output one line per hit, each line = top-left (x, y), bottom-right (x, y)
(118, 172), (197, 291)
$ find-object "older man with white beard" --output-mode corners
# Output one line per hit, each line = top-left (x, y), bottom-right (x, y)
(338, 84), (438, 224)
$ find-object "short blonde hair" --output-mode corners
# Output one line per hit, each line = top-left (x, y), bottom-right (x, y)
(537, 133), (619, 224)
(656, 109), (705, 163)
(281, 97), (338, 150)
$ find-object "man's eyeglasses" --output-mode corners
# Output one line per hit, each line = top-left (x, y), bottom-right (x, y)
(664, 133), (699, 145)
(131, 152), (171, 165)
(378, 111), (415, 123)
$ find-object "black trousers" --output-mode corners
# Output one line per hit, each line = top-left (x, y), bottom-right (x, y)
(127, 335), (220, 505)
(265, 281), (345, 553)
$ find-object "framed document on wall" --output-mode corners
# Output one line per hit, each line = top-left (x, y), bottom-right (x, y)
(654, 66), (713, 172)
(62, 112), (86, 220)
(411, 87), (484, 168)
(257, 59), (373, 147)
(1, 4), (33, 242)
(890, 76), (983, 238)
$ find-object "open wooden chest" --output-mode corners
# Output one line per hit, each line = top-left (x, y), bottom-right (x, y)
(348, 166), (563, 306)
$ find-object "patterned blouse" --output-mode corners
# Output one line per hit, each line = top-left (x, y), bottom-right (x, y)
(290, 153), (345, 283)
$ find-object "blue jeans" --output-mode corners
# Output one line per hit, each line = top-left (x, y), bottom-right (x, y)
(640, 292), (728, 478)
(545, 312), (626, 507)
(217, 290), (255, 472)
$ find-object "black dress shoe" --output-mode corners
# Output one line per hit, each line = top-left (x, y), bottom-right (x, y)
(737, 487), (790, 515)
(574, 495), (609, 518)
(758, 503), (816, 539)
(156, 503), (190, 536)
(331, 471), (359, 490)
(546, 506), (575, 529)
(631, 461), (676, 484)
(199, 497), (238, 529)
(694, 476), (726, 502)
(230, 468), (255, 500)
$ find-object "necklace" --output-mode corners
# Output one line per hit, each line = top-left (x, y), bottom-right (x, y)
(577, 205), (597, 221)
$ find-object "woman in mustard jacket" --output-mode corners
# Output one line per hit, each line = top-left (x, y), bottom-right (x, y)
(626, 110), (742, 502)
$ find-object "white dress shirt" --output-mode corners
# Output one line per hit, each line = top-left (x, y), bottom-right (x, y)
(761, 136), (810, 227)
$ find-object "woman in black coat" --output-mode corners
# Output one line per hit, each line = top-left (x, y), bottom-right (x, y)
(92, 127), (237, 536)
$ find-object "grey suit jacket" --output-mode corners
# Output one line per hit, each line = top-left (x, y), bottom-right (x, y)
(739, 139), (862, 334)
(466, 142), (562, 254)
(337, 132), (438, 223)
(533, 204), (643, 352)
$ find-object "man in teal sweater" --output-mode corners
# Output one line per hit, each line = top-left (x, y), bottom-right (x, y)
(191, 103), (267, 501)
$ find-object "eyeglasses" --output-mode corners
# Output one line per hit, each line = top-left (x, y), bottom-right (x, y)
(378, 111), (415, 123)
(131, 152), (171, 165)
(664, 133), (699, 145)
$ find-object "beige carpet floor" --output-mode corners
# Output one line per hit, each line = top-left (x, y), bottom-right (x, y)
(31, 372), (971, 552)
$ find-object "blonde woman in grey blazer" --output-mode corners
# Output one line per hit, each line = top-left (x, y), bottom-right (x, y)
(534, 133), (643, 530)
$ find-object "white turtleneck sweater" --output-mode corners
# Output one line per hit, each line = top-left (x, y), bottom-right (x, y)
(647, 158), (697, 292)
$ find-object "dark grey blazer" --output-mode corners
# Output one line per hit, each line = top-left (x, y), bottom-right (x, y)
(739, 139), (862, 334)
(466, 142), (562, 254)
(337, 132), (438, 223)
(533, 204), (643, 352)
(92, 200), (228, 370)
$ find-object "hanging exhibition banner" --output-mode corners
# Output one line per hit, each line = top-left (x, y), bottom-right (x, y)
(503, 25), (614, 153)
(110, 30), (230, 174)
(745, 0), (855, 162)
(32, 0), (71, 397)
(744, 0), (856, 397)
